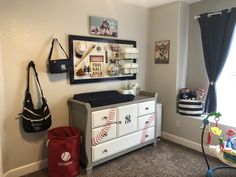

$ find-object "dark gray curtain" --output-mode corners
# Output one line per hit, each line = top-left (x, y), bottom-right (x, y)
(198, 8), (236, 113)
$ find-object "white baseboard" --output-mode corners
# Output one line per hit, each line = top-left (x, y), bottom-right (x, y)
(162, 131), (211, 155)
(3, 159), (47, 177)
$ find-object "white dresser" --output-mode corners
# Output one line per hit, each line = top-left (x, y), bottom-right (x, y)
(68, 91), (158, 174)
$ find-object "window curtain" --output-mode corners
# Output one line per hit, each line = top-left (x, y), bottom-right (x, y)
(198, 8), (236, 113)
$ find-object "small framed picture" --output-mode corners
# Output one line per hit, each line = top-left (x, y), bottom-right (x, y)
(155, 40), (170, 64)
(89, 16), (118, 37)
(89, 55), (104, 77)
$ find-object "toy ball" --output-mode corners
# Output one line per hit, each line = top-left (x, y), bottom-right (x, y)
(227, 129), (235, 137)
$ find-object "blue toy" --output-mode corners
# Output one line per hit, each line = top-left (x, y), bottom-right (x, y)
(231, 138), (236, 150)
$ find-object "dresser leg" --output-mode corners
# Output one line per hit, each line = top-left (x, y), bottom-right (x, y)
(152, 141), (157, 147)
(85, 165), (93, 175)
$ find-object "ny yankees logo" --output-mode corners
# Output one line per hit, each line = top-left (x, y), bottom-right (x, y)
(60, 64), (67, 71)
(125, 115), (131, 124)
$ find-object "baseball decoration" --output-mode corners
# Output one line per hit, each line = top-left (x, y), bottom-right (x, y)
(155, 40), (170, 64)
(141, 115), (155, 144)
(90, 16), (118, 37)
(61, 152), (71, 162)
(92, 108), (116, 146)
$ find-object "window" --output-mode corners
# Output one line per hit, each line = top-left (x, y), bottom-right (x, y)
(217, 27), (236, 125)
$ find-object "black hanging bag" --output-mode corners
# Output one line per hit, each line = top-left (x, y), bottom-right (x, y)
(21, 61), (52, 133)
(47, 38), (71, 73)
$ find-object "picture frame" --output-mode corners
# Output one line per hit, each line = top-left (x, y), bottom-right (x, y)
(68, 35), (136, 84)
(89, 16), (118, 37)
(155, 40), (170, 64)
(89, 55), (104, 77)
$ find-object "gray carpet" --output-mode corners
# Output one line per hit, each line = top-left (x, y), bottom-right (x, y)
(22, 140), (236, 177)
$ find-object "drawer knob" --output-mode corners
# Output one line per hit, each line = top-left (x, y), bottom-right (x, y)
(145, 107), (149, 110)
(145, 121), (149, 124)
(103, 133), (108, 136)
(116, 121), (122, 124)
(103, 116), (108, 120)
(103, 149), (108, 153)
(145, 135), (149, 138)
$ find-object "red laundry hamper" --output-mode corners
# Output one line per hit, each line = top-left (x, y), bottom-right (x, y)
(47, 127), (80, 177)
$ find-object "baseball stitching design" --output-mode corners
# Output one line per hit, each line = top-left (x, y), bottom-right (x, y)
(92, 108), (116, 146)
(140, 114), (155, 144)
(61, 151), (71, 162)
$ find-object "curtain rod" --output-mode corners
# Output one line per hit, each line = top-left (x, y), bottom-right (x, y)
(194, 12), (222, 20)
(194, 9), (231, 20)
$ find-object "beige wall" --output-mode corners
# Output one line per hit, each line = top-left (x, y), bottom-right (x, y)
(147, 2), (179, 119)
(0, 0), (149, 173)
(147, 1), (194, 138)
(176, 2), (189, 91)
(0, 32), (4, 176)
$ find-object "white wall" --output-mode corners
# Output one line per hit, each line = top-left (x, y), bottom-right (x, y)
(0, 0), (149, 174)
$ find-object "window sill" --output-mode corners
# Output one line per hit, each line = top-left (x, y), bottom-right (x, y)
(178, 113), (236, 128)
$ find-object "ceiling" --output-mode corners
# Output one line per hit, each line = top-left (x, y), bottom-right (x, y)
(119, 0), (202, 8)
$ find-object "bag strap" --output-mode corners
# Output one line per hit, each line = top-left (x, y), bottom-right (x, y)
(47, 38), (69, 62)
(26, 61), (45, 98)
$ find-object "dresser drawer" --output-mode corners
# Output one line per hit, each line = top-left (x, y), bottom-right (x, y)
(92, 130), (140, 162)
(138, 100), (155, 116)
(138, 114), (155, 131)
(92, 108), (116, 128)
(139, 127), (155, 144)
(117, 104), (137, 137)
(92, 124), (116, 145)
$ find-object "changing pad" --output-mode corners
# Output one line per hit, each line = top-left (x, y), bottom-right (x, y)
(73, 90), (135, 107)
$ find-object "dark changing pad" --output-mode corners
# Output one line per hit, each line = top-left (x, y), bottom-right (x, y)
(73, 90), (135, 107)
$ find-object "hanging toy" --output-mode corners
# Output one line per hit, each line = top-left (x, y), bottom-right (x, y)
(214, 116), (220, 127)
(202, 112), (222, 145)
(207, 122), (212, 145)
(207, 132), (212, 145)
(210, 114), (222, 137)
(211, 127), (222, 136)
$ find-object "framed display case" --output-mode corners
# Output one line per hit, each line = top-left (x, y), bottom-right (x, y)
(68, 35), (137, 84)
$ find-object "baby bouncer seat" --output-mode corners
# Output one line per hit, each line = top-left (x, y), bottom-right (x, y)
(201, 112), (236, 177)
